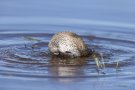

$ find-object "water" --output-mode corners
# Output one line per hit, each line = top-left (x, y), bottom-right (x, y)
(0, 0), (135, 90)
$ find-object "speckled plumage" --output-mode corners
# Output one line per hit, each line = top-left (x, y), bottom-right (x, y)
(48, 32), (91, 58)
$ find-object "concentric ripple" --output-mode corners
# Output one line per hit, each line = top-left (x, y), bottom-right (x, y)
(0, 28), (135, 79)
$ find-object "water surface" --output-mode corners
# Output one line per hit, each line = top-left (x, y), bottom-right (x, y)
(0, 0), (135, 90)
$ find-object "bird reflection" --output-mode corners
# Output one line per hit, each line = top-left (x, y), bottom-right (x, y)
(48, 56), (87, 83)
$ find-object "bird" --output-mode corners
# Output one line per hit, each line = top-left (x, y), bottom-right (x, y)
(48, 32), (91, 58)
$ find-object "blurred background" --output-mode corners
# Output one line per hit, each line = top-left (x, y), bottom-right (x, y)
(0, 0), (135, 32)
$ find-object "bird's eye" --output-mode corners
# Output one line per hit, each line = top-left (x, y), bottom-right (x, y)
(65, 51), (71, 53)
(53, 52), (59, 55)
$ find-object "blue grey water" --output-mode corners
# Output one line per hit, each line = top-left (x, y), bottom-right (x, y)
(0, 0), (135, 90)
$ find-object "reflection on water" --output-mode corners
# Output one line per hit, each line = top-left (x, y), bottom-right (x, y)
(49, 57), (86, 83)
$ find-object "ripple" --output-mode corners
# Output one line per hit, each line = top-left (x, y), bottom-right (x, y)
(1, 17), (135, 29)
(0, 28), (135, 79)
